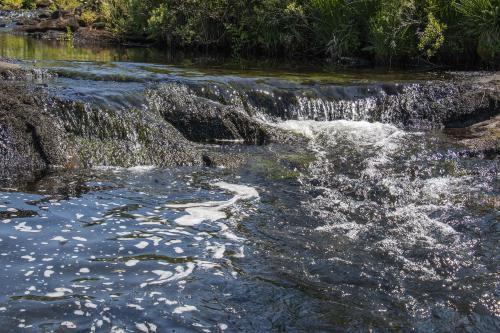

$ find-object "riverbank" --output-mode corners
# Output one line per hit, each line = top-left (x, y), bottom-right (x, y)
(1, 2), (499, 69)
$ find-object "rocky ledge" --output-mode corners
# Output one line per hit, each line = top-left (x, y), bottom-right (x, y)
(0, 60), (53, 81)
(0, 81), (203, 178)
(6, 9), (118, 45)
(0, 64), (299, 178)
(0, 63), (498, 180)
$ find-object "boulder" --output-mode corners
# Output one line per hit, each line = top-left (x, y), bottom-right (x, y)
(0, 82), (69, 177)
(51, 9), (72, 20)
(147, 83), (303, 145)
(92, 21), (106, 30)
(38, 11), (51, 19)
(446, 114), (500, 158)
(15, 18), (40, 26)
(0, 68), (222, 177)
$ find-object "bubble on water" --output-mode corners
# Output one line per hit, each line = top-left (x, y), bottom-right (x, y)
(14, 222), (41, 233)
(51, 236), (68, 242)
(61, 321), (76, 329)
(127, 303), (144, 310)
(125, 259), (139, 267)
(134, 241), (149, 249)
(173, 305), (197, 314)
(165, 182), (259, 226)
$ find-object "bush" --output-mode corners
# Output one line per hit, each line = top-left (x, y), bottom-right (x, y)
(79, 0), (498, 66)
(369, 0), (418, 64)
(418, 12), (446, 58)
(51, 0), (81, 11)
(80, 9), (98, 26)
(1, 0), (24, 9)
(455, 0), (500, 63)
(308, 0), (361, 60)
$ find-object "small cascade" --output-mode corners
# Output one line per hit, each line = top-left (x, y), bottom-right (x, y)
(172, 78), (498, 129)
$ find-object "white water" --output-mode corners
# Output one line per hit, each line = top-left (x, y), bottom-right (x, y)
(165, 182), (260, 226)
(276, 119), (401, 145)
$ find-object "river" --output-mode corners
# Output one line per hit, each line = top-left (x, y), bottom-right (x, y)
(0, 29), (498, 332)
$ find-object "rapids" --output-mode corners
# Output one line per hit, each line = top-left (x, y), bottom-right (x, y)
(0, 29), (498, 332)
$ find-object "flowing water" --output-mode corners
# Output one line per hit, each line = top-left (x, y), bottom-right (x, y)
(0, 31), (498, 332)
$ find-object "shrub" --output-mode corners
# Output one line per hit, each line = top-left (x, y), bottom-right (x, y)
(1, 0), (24, 9)
(455, 0), (500, 63)
(81, 0), (498, 67)
(51, 0), (81, 11)
(418, 12), (446, 58)
(369, 0), (419, 64)
(80, 9), (98, 27)
(307, 0), (361, 60)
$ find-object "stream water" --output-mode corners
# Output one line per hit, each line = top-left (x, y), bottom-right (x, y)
(0, 31), (498, 332)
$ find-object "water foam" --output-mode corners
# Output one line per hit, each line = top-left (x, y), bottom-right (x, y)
(165, 182), (259, 226)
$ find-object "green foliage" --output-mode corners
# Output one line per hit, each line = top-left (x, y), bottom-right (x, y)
(308, 0), (360, 60)
(51, 0), (81, 11)
(1, 0), (24, 9)
(369, 0), (419, 64)
(80, 10), (98, 26)
(22, 0), (37, 9)
(66, 25), (74, 40)
(1, 0), (493, 66)
(418, 13), (446, 58)
(455, 0), (500, 62)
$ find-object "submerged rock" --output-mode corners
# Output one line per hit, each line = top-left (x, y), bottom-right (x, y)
(0, 61), (53, 81)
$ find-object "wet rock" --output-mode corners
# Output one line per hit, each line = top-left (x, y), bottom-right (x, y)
(446, 114), (500, 158)
(182, 73), (500, 130)
(49, 99), (204, 168)
(15, 17), (79, 33)
(0, 82), (70, 178)
(15, 17), (40, 26)
(147, 83), (304, 145)
(0, 69), (219, 177)
(0, 61), (53, 81)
